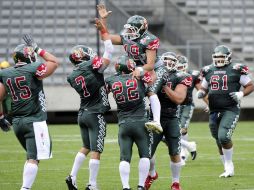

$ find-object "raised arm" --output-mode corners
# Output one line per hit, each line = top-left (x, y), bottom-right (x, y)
(23, 34), (59, 79)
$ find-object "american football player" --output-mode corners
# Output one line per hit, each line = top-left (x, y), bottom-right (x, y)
(197, 45), (254, 178)
(145, 52), (192, 190)
(96, 3), (162, 135)
(0, 34), (59, 190)
(65, 19), (114, 190)
(176, 55), (208, 164)
(105, 55), (153, 190)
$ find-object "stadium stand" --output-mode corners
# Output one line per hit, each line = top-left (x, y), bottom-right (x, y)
(0, 0), (254, 120)
(172, 0), (254, 65)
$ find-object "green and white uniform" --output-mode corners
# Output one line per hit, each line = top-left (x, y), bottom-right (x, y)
(67, 59), (110, 153)
(201, 62), (250, 146)
(105, 74), (151, 162)
(178, 70), (201, 129)
(120, 31), (160, 67)
(0, 62), (51, 160)
(148, 66), (192, 156)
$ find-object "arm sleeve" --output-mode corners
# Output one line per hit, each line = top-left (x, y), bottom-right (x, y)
(240, 74), (252, 86)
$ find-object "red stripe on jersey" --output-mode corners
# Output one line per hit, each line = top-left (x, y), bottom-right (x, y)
(147, 39), (160, 50)
(35, 63), (47, 77)
(92, 56), (103, 69)
(181, 76), (192, 87)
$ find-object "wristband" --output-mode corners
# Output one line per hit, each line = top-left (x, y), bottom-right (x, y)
(0, 113), (4, 119)
(37, 48), (46, 57)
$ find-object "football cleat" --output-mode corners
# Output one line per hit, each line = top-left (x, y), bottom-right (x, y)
(85, 184), (99, 190)
(145, 121), (163, 134)
(187, 142), (197, 160)
(137, 186), (145, 190)
(219, 162), (234, 178)
(65, 175), (78, 190)
(144, 172), (158, 190)
(171, 182), (182, 190)
(123, 188), (131, 190)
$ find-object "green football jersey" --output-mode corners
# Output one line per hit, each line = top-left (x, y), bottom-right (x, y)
(182, 70), (201, 105)
(148, 66), (192, 118)
(67, 60), (110, 114)
(105, 74), (148, 123)
(201, 62), (250, 112)
(120, 31), (160, 66)
(0, 62), (47, 121)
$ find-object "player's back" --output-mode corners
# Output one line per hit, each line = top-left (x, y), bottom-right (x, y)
(106, 74), (147, 122)
(67, 61), (110, 114)
(0, 62), (46, 121)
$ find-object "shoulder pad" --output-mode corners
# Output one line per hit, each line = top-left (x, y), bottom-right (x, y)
(139, 32), (159, 50)
(232, 63), (249, 75)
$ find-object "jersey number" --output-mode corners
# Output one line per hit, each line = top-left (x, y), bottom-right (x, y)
(6, 76), (32, 101)
(210, 75), (228, 90)
(75, 76), (90, 97)
(112, 79), (139, 103)
(124, 44), (140, 60)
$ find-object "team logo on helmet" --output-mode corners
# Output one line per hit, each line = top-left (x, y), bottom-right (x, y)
(69, 45), (96, 65)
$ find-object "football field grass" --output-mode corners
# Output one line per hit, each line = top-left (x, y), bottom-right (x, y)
(1, 122), (254, 190)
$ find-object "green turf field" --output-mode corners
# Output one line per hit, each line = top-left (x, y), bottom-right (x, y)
(0, 122), (254, 190)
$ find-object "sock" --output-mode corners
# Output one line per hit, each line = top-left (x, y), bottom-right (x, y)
(21, 162), (38, 190)
(149, 156), (157, 177)
(89, 159), (100, 187)
(70, 152), (86, 179)
(149, 95), (161, 123)
(180, 139), (189, 149)
(181, 133), (188, 141)
(138, 158), (150, 187)
(170, 161), (182, 183)
(220, 155), (225, 170)
(222, 147), (233, 165)
(119, 161), (130, 189)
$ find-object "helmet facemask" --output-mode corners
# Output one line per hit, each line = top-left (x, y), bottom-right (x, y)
(212, 53), (231, 67)
(160, 52), (178, 71)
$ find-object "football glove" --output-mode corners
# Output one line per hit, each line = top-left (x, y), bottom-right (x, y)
(23, 34), (39, 52)
(196, 89), (206, 99)
(229, 91), (244, 103)
(0, 116), (11, 132)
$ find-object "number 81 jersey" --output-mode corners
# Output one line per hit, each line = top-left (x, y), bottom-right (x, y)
(201, 62), (249, 112)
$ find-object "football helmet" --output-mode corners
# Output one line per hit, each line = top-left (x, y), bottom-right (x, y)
(160, 52), (178, 71)
(69, 45), (96, 65)
(122, 15), (148, 41)
(212, 45), (232, 67)
(177, 55), (188, 72)
(13, 44), (37, 64)
(115, 55), (136, 74)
